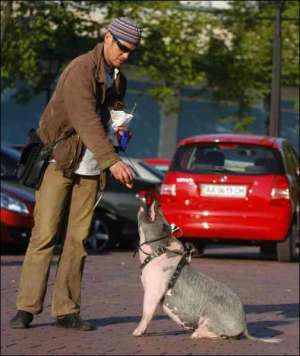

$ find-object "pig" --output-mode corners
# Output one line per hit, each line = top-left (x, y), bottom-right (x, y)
(133, 200), (281, 343)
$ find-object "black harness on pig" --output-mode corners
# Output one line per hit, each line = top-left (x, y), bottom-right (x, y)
(135, 236), (193, 290)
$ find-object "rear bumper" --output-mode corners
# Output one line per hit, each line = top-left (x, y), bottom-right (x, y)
(1, 224), (31, 245)
(161, 207), (291, 242)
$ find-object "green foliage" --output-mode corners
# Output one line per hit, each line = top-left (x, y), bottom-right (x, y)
(102, 1), (211, 111)
(1, 1), (99, 103)
(1, 0), (299, 133)
(219, 114), (255, 133)
(199, 0), (299, 129)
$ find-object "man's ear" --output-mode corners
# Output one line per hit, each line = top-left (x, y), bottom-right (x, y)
(104, 31), (112, 44)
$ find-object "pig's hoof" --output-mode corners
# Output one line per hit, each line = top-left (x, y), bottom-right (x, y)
(132, 329), (143, 337)
(190, 333), (199, 339)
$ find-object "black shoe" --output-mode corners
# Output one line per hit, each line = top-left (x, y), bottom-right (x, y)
(10, 310), (34, 329)
(56, 313), (95, 331)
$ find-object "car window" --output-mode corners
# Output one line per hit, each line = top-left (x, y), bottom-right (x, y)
(170, 143), (285, 175)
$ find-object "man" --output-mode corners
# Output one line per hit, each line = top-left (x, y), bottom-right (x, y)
(10, 17), (142, 331)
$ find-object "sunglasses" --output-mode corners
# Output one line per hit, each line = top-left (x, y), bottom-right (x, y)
(111, 33), (135, 55)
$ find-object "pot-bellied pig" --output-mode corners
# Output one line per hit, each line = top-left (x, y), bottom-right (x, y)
(133, 200), (280, 343)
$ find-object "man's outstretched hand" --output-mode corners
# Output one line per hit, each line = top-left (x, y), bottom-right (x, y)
(109, 160), (134, 188)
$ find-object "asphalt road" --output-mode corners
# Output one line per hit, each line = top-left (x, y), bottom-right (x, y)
(1, 246), (299, 355)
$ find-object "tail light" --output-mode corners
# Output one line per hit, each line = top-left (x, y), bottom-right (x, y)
(160, 184), (176, 196)
(271, 188), (290, 200)
(271, 177), (290, 201)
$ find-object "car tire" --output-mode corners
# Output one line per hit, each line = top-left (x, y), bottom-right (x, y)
(184, 240), (205, 258)
(276, 220), (298, 262)
(1, 243), (28, 255)
(86, 214), (115, 253)
(260, 243), (276, 259)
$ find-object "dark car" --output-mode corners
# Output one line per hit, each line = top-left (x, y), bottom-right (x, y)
(143, 158), (171, 174)
(160, 134), (299, 262)
(1, 145), (161, 253)
(87, 158), (162, 252)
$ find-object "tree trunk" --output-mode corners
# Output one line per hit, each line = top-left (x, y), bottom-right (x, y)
(1, 1), (13, 44)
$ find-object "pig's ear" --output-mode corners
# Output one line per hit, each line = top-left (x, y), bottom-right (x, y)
(149, 200), (158, 222)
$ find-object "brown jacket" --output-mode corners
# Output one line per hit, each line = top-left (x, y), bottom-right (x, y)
(37, 43), (126, 179)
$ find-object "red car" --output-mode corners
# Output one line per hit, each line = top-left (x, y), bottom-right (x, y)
(1, 181), (34, 252)
(160, 134), (299, 262)
(1, 146), (34, 252)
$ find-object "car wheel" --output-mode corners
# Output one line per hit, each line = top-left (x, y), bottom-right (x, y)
(184, 240), (205, 258)
(276, 220), (298, 262)
(260, 243), (276, 259)
(86, 215), (111, 253)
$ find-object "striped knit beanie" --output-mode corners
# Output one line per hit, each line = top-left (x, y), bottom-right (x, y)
(109, 17), (142, 46)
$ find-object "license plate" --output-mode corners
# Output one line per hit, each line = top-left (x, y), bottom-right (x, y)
(201, 184), (247, 198)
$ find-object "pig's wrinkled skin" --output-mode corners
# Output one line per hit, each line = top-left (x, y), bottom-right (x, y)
(133, 201), (281, 343)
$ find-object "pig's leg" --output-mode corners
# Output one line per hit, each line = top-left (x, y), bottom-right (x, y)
(133, 254), (181, 337)
(191, 318), (221, 339)
(132, 284), (165, 336)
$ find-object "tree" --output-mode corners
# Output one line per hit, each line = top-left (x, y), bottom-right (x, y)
(1, 0), (298, 137)
(199, 0), (299, 132)
(1, 0), (13, 44)
(1, 1), (101, 104)
(102, 0), (298, 136)
(101, 1), (221, 156)
(103, 1), (217, 112)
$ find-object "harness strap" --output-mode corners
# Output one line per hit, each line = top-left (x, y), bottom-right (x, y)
(133, 234), (170, 257)
(140, 244), (193, 292)
(140, 246), (167, 270)
(167, 253), (189, 290)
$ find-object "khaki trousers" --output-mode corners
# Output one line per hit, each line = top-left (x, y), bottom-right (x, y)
(16, 163), (99, 316)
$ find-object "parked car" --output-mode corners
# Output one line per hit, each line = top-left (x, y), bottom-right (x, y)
(121, 156), (163, 183)
(89, 157), (162, 252)
(160, 134), (299, 262)
(143, 158), (171, 174)
(1, 145), (161, 253)
(1, 146), (34, 252)
(1, 145), (22, 179)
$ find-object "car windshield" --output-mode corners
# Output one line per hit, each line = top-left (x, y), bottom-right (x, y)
(138, 162), (164, 180)
(170, 143), (285, 175)
(1, 146), (21, 161)
(119, 156), (162, 183)
(1, 146), (21, 179)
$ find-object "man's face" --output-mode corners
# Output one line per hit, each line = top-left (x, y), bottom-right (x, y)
(104, 31), (137, 68)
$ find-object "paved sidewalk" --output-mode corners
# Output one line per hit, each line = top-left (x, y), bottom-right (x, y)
(1, 249), (299, 355)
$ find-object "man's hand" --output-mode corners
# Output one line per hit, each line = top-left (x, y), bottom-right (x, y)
(109, 160), (134, 188)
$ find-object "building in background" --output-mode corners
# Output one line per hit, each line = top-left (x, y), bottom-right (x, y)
(1, 77), (298, 157)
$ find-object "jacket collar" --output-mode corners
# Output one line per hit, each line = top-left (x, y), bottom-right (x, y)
(93, 43), (121, 87)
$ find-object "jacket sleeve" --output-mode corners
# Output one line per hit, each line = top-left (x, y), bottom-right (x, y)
(61, 63), (120, 171)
